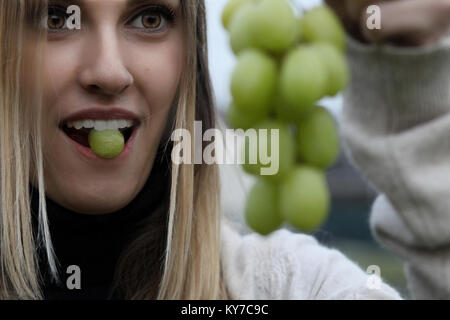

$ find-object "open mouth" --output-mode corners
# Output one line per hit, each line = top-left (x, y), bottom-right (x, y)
(60, 123), (136, 148)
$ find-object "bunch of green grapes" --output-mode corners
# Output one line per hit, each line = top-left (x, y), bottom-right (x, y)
(223, 0), (349, 235)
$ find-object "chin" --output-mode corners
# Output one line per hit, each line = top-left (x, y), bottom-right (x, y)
(66, 195), (131, 214)
(53, 181), (139, 215)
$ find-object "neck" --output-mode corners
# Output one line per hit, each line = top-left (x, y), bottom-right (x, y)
(29, 151), (171, 300)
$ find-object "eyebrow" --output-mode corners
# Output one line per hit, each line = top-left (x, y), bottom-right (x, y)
(127, 0), (179, 7)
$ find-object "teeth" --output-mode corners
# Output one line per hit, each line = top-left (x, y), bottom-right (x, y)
(95, 120), (108, 131)
(74, 121), (83, 130)
(85, 120), (95, 128)
(105, 121), (114, 130)
(66, 119), (135, 130)
(118, 120), (128, 129)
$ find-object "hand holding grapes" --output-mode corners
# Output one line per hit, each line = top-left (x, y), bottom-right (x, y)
(325, 0), (450, 46)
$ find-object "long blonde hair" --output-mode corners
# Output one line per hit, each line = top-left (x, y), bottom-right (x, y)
(0, 0), (229, 299)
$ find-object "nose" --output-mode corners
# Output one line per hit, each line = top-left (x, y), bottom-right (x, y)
(78, 27), (133, 96)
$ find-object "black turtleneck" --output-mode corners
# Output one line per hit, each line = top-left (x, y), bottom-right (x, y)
(30, 151), (170, 300)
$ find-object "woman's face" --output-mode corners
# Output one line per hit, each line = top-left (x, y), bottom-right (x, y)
(38, 0), (184, 214)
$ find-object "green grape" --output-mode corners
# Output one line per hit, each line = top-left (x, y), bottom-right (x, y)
(312, 43), (349, 97)
(274, 91), (310, 124)
(242, 120), (295, 181)
(273, 92), (294, 123)
(245, 178), (283, 235)
(300, 6), (346, 52)
(228, 2), (258, 54)
(223, 1), (347, 236)
(251, 0), (299, 54)
(279, 46), (328, 114)
(296, 106), (339, 169)
(231, 49), (277, 115)
(222, 0), (254, 30)
(88, 129), (125, 159)
(279, 166), (329, 232)
(227, 102), (267, 130)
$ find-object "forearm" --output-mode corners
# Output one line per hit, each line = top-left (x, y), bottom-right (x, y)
(341, 35), (450, 298)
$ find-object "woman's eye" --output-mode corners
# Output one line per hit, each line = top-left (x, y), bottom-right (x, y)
(47, 7), (68, 30)
(129, 9), (169, 31)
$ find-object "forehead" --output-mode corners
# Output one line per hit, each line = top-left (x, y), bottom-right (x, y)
(55, 0), (181, 8)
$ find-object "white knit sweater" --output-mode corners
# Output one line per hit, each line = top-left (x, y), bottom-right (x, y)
(219, 35), (450, 300)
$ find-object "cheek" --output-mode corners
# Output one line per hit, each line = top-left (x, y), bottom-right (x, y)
(128, 39), (184, 120)
(41, 45), (79, 118)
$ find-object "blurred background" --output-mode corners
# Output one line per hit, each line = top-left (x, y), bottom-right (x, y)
(205, 0), (409, 298)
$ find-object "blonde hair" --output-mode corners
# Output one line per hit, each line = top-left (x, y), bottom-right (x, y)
(0, 0), (229, 299)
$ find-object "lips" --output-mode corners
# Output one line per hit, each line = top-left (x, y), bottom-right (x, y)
(59, 108), (141, 148)
(61, 108), (141, 125)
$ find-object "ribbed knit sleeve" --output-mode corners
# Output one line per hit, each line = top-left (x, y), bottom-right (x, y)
(220, 34), (450, 300)
(341, 35), (450, 299)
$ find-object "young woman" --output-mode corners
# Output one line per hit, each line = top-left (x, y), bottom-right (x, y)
(0, 0), (449, 300)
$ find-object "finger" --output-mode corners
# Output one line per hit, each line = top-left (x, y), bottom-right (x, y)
(325, 0), (387, 22)
(360, 0), (450, 44)
(325, 0), (387, 40)
(345, 0), (385, 22)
